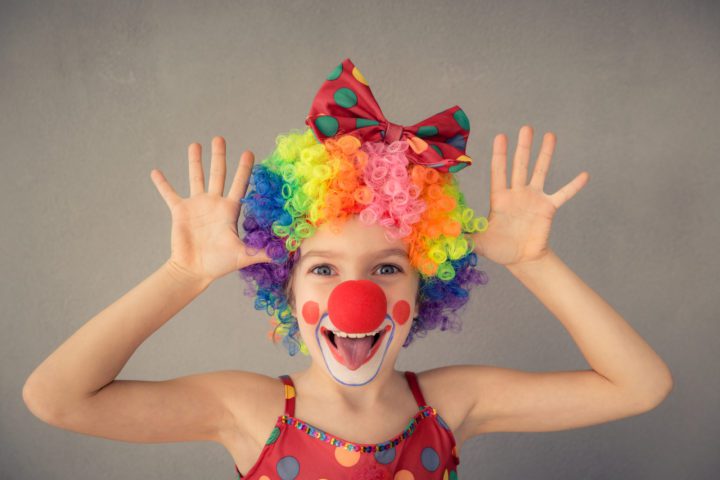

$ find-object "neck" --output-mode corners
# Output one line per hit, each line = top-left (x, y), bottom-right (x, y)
(297, 362), (407, 410)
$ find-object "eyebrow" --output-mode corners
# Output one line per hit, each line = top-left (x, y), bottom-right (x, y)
(298, 247), (409, 263)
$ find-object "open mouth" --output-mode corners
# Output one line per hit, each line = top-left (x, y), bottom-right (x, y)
(320, 325), (390, 370)
(324, 329), (383, 349)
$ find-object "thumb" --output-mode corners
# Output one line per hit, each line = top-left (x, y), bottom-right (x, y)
(236, 242), (274, 269)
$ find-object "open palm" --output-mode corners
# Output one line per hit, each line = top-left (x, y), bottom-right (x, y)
(471, 126), (590, 266)
(150, 137), (273, 284)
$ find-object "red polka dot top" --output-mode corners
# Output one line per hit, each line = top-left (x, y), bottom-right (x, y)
(234, 371), (460, 479)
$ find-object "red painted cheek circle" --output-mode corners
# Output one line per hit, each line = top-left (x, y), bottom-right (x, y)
(301, 301), (320, 325)
(392, 300), (411, 325)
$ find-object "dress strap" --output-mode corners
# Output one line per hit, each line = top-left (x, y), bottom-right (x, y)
(404, 371), (427, 409)
(278, 374), (296, 416)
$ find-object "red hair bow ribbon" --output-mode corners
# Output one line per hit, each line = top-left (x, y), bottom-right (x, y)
(305, 58), (473, 174)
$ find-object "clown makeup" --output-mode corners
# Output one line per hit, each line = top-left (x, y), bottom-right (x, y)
(287, 215), (420, 387)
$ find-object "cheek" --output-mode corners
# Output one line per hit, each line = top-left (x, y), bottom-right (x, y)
(392, 300), (411, 325)
(301, 300), (320, 325)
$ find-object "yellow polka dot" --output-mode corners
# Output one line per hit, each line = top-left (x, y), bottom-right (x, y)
(334, 447), (361, 467)
(259, 476), (270, 480)
(284, 384), (295, 399)
(456, 154), (472, 164)
(352, 67), (368, 86)
(394, 470), (415, 480)
(407, 135), (428, 154)
(443, 468), (449, 480)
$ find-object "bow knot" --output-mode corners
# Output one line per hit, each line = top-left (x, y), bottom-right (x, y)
(383, 121), (404, 145)
(305, 58), (473, 174)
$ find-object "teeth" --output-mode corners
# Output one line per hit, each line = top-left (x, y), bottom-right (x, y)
(329, 329), (381, 339)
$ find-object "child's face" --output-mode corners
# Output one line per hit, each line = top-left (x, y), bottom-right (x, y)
(288, 215), (420, 386)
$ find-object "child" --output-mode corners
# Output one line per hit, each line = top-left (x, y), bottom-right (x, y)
(23, 58), (673, 480)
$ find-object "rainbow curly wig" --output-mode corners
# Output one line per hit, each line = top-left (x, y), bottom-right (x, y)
(237, 128), (490, 356)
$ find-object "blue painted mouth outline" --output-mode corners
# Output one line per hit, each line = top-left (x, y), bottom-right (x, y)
(314, 312), (396, 386)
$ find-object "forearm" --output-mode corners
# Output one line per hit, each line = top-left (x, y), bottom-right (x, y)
(23, 260), (211, 411)
(506, 249), (673, 399)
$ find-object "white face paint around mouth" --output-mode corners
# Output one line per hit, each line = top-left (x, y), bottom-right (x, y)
(314, 312), (395, 386)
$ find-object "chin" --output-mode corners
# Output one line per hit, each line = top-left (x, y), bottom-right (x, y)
(313, 312), (397, 386)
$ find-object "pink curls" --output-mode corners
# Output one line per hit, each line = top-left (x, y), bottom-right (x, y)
(357, 140), (428, 241)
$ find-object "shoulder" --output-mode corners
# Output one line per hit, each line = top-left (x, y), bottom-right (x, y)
(199, 371), (290, 470)
(414, 365), (491, 444)
(200, 370), (285, 440)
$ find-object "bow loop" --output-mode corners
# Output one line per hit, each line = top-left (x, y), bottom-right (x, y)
(305, 58), (473, 174)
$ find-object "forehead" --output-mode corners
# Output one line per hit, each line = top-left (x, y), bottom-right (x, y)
(298, 247), (410, 264)
(296, 217), (410, 262)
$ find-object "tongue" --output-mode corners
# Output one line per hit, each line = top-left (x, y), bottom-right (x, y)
(334, 335), (374, 370)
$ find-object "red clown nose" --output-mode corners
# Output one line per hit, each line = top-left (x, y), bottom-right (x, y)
(327, 280), (387, 334)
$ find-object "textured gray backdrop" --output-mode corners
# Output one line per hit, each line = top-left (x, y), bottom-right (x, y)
(2, 0), (718, 478)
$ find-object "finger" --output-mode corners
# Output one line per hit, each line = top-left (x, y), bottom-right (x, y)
(150, 169), (182, 209)
(208, 136), (227, 196)
(548, 171), (590, 209)
(529, 131), (556, 191)
(490, 134), (508, 196)
(511, 125), (533, 188)
(188, 143), (205, 197)
(228, 150), (255, 204)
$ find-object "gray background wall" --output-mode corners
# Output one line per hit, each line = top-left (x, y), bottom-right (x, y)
(2, 0), (717, 478)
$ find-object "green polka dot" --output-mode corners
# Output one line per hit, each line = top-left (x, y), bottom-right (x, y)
(449, 470), (458, 480)
(416, 125), (439, 137)
(453, 109), (470, 131)
(266, 426), (281, 445)
(327, 63), (342, 81)
(356, 118), (379, 128)
(430, 144), (443, 157)
(315, 116), (339, 136)
(334, 87), (358, 108)
(449, 162), (469, 173)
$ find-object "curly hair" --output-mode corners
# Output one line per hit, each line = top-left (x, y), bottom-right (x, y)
(237, 128), (489, 356)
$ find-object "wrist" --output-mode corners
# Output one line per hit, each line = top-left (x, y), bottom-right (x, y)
(162, 259), (213, 291)
(505, 249), (555, 276)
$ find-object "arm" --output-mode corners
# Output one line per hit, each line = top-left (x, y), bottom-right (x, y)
(22, 260), (211, 418)
(445, 250), (672, 437)
(448, 126), (672, 437)
(505, 249), (672, 398)
(22, 137), (273, 443)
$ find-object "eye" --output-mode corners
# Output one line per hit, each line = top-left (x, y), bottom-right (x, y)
(376, 264), (402, 275)
(310, 264), (334, 276)
(308, 263), (403, 276)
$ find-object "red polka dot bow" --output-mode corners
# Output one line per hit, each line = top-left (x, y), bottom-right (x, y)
(305, 57), (473, 174)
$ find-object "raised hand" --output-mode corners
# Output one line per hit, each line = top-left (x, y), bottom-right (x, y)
(470, 125), (589, 267)
(150, 136), (272, 285)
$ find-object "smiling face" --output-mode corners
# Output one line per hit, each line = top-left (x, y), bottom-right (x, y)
(286, 215), (421, 386)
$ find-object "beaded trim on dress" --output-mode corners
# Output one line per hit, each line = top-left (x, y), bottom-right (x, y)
(279, 405), (436, 453)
